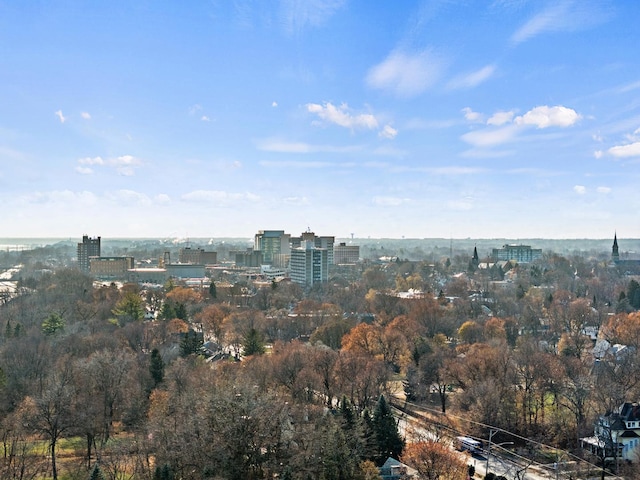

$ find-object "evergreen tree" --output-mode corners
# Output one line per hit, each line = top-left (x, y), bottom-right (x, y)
(372, 395), (404, 464)
(160, 302), (176, 320)
(42, 312), (65, 336)
(242, 328), (265, 356)
(153, 464), (174, 480)
(628, 279), (640, 309)
(149, 348), (165, 387)
(175, 302), (188, 320)
(89, 463), (104, 480)
(209, 280), (217, 299)
(180, 329), (203, 357)
(112, 291), (144, 324)
(4, 319), (11, 338)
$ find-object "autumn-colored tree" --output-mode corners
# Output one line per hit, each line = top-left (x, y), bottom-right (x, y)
(342, 322), (380, 356)
(484, 317), (506, 342)
(457, 320), (483, 344)
(402, 441), (468, 480)
(196, 303), (232, 343)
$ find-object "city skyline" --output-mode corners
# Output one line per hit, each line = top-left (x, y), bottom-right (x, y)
(2, 1), (640, 239)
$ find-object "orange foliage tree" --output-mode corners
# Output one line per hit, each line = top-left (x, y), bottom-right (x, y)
(401, 441), (468, 480)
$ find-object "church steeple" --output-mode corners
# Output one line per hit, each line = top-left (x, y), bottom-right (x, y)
(612, 232), (619, 261)
(472, 245), (479, 264)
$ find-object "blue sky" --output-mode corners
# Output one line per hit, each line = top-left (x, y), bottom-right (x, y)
(1, 0), (639, 240)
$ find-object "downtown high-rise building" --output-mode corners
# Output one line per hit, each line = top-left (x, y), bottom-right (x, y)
(77, 235), (101, 273)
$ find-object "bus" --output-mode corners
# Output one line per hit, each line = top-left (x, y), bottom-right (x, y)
(456, 436), (482, 454)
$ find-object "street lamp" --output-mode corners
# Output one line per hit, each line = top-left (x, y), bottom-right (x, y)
(485, 429), (514, 477)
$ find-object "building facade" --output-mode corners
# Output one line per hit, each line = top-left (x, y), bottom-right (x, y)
(90, 256), (134, 279)
(233, 248), (263, 267)
(179, 247), (218, 265)
(290, 241), (328, 286)
(334, 242), (360, 264)
(254, 230), (291, 265)
(291, 231), (335, 264)
(492, 244), (542, 263)
(77, 235), (101, 273)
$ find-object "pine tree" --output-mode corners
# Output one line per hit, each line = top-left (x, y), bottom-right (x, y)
(242, 328), (265, 356)
(372, 395), (404, 464)
(209, 280), (217, 299)
(89, 463), (104, 480)
(179, 329), (203, 357)
(149, 348), (165, 386)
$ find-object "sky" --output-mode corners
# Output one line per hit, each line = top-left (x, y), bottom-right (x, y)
(1, 0), (640, 240)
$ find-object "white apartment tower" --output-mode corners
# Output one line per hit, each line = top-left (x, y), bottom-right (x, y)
(290, 241), (328, 286)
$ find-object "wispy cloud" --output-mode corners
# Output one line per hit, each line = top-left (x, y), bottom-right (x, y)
(256, 138), (363, 154)
(81, 112), (91, 120)
(447, 65), (495, 90)
(379, 125), (398, 139)
(366, 48), (445, 97)
(461, 124), (520, 148)
(55, 110), (66, 123)
(573, 185), (587, 195)
(597, 186), (611, 194)
(306, 102), (378, 130)
(511, 1), (612, 44)
(461, 105), (580, 151)
(372, 196), (411, 207)
(75, 155), (142, 176)
(487, 110), (515, 126)
(279, 0), (347, 35)
(181, 190), (260, 205)
(462, 107), (484, 123)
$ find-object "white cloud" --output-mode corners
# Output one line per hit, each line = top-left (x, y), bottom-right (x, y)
(81, 112), (91, 120)
(511, 1), (610, 44)
(608, 141), (640, 158)
(256, 138), (362, 154)
(379, 125), (398, 139)
(75, 166), (94, 175)
(514, 105), (580, 128)
(597, 186), (611, 194)
(447, 200), (474, 211)
(573, 185), (587, 195)
(272, 101), (278, 107)
(372, 196), (410, 207)
(260, 160), (333, 168)
(55, 110), (66, 123)
(462, 107), (483, 123)
(283, 196), (310, 205)
(593, 150), (603, 159)
(487, 110), (515, 126)
(366, 49), (445, 97)
(201, 115), (211, 122)
(155, 194), (171, 204)
(189, 104), (202, 115)
(107, 189), (152, 206)
(447, 65), (495, 90)
(280, 0), (347, 35)
(461, 124), (520, 147)
(78, 156), (104, 165)
(306, 102), (378, 130)
(181, 190), (260, 205)
(22, 190), (97, 205)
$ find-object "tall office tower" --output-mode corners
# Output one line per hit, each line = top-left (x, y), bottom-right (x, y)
(254, 230), (291, 265)
(77, 235), (101, 273)
(290, 240), (328, 286)
(290, 231), (335, 264)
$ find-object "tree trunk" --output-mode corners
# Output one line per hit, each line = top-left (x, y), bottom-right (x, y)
(51, 441), (58, 480)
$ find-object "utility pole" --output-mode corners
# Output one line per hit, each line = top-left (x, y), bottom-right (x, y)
(486, 429), (497, 476)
